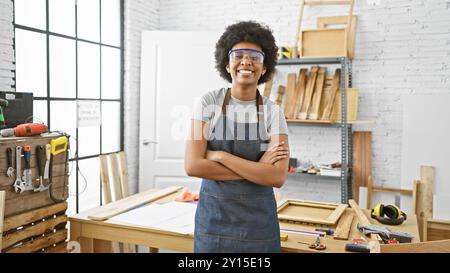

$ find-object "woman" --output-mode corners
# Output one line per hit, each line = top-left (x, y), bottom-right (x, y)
(185, 21), (289, 253)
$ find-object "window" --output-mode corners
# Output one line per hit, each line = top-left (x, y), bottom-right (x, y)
(14, 0), (124, 215)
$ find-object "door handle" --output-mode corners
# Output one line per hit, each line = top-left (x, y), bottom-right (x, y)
(142, 139), (158, 146)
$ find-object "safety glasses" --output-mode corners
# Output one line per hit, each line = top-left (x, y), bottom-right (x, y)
(228, 48), (265, 64)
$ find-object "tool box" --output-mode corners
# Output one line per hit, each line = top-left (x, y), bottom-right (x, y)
(0, 133), (69, 253)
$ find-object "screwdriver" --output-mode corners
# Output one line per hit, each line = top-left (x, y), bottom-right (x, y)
(315, 228), (334, 235)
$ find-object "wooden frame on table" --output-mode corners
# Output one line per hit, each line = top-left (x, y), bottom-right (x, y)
(277, 199), (348, 226)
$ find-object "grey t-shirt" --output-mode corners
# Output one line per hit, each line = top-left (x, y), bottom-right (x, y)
(192, 88), (289, 140)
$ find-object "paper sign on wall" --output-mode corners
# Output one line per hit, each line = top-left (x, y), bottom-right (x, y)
(77, 100), (101, 128)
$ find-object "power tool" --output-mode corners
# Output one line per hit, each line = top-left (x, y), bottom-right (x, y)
(0, 98), (8, 129)
(0, 123), (48, 137)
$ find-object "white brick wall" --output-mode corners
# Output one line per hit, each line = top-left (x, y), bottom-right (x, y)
(0, 0), (14, 91)
(124, 0), (159, 194)
(155, 0), (450, 203)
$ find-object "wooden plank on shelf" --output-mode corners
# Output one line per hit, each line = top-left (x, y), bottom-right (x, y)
(417, 166), (435, 241)
(284, 73), (297, 119)
(317, 15), (357, 59)
(2, 215), (68, 249)
(87, 186), (183, 221)
(352, 132), (372, 206)
(321, 69), (341, 120)
(293, 68), (308, 119)
(298, 66), (319, 119)
(301, 29), (347, 58)
(263, 77), (274, 98)
(3, 202), (67, 232)
(5, 228), (67, 253)
(333, 210), (354, 240)
(308, 67), (325, 120)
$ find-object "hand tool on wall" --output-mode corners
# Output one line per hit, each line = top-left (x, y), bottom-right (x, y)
(0, 123), (48, 137)
(13, 146), (24, 192)
(33, 145), (48, 192)
(21, 145), (34, 193)
(6, 147), (14, 177)
(49, 136), (69, 202)
(43, 144), (51, 180)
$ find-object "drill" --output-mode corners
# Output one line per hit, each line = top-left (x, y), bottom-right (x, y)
(0, 98), (8, 129)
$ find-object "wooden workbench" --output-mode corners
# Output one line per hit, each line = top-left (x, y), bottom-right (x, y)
(69, 188), (420, 253)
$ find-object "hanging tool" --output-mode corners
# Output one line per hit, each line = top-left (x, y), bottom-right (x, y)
(0, 123), (48, 137)
(6, 147), (14, 177)
(21, 145), (34, 193)
(0, 98), (8, 129)
(34, 145), (48, 192)
(13, 146), (24, 192)
(49, 136), (69, 202)
(43, 144), (51, 181)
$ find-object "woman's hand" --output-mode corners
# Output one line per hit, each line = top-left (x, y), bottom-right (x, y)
(206, 150), (225, 162)
(259, 142), (290, 165)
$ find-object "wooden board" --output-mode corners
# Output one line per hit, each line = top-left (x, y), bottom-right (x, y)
(333, 209), (354, 240)
(293, 69), (308, 119)
(5, 228), (67, 253)
(352, 131), (372, 206)
(301, 28), (347, 58)
(308, 67), (325, 120)
(298, 66), (318, 119)
(3, 202), (67, 231)
(417, 166), (435, 241)
(0, 191), (4, 252)
(317, 15), (357, 59)
(284, 73), (297, 119)
(321, 69), (341, 120)
(277, 199), (347, 226)
(379, 239), (450, 253)
(348, 199), (381, 242)
(88, 186), (183, 221)
(330, 88), (359, 121)
(426, 219), (450, 241)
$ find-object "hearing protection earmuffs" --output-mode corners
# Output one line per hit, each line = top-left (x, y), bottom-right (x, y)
(371, 203), (407, 225)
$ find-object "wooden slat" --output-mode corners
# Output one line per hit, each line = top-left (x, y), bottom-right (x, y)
(417, 166), (435, 241)
(263, 77), (274, 98)
(348, 199), (381, 241)
(278, 214), (335, 226)
(3, 202), (67, 231)
(426, 219), (450, 241)
(2, 215), (67, 249)
(284, 73), (297, 119)
(321, 69), (340, 120)
(372, 186), (413, 195)
(1, 182), (68, 217)
(299, 66), (319, 119)
(88, 186), (183, 221)
(308, 67), (325, 120)
(305, 1), (351, 6)
(293, 69), (308, 119)
(0, 191), (5, 252)
(6, 228), (67, 253)
(333, 210), (354, 240)
(352, 132), (372, 205)
(412, 180), (419, 215)
(326, 203), (348, 223)
(44, 241), (67, 253)
(99, 155), (112, 204)
(108, 154), (123, 201)
(380, 239), (450, 253)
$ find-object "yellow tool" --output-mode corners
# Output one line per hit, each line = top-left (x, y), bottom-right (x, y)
(50, 136), (68, 156)
(49, 136), (69, 202)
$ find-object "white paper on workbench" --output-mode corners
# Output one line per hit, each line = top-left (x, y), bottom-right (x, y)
(110, 201), (197, 235)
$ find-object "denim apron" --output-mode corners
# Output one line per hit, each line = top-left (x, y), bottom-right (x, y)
(194, 89), (281, 253)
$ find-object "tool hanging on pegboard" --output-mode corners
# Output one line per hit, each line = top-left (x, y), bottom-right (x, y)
(48, 135), (70, 202)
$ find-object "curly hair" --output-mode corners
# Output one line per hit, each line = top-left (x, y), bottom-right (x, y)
(215, 21), (278, 85)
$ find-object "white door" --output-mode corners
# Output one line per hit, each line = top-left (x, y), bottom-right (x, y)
(139, 31), (226, 192)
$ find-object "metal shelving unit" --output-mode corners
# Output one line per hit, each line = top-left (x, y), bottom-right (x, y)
(277, 57), (353, 203)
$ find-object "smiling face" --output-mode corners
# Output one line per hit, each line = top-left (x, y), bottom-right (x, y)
(226, 42), (267, 87)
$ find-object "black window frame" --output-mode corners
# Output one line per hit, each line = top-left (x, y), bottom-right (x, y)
(12, 0), (125, 213)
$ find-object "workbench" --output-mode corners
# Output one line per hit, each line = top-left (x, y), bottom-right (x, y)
(69, 188), (420, 253)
